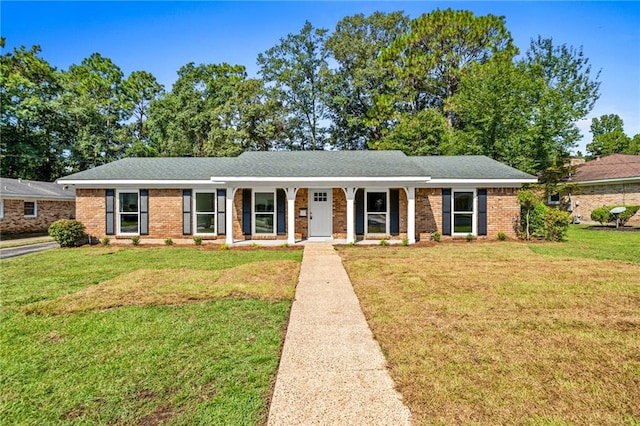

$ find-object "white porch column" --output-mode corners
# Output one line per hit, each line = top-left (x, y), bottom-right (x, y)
(225, 187), (235, 245)
(344, 187), (357, 244)
(406, 186), (416, 244)
(286, 187), (297, 245)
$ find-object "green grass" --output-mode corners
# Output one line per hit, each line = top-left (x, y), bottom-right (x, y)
(529, 225), (640, 264)
(0, 246), (303, 425)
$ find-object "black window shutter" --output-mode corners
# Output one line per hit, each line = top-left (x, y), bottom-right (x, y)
(105, 189), (115, 235)
(390, 189), (400, 235)
(182, 190), (192, 235)
(442, 189), (452, 236)
(355, 188), (364, 235)
(276, 189), (286, 235)
(242, 189), (252, 235)
(140, 189), (149, 235)
(217, 189), (226, 235)
(478, 189), (487, 236)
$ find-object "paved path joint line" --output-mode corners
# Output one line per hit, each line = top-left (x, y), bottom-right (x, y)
(267, 244), (411, 426)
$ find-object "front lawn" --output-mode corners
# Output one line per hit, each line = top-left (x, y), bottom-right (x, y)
(0, 246), (302, 425)
(340, 228), (640, 425)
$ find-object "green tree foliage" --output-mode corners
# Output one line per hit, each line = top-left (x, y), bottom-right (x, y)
(586, 114), (632, 157)
(0, 44), (68, 180)
(379, 8), (516, 127)
(123, 71), (164, 157)
(522, 37), (600, 170)
(324, 11), (409, 149)
(258, 21), (330, 150)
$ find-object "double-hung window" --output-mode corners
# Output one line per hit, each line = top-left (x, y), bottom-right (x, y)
(118, 191), (139, 235)
(24, 201), (37, 218)
(194, 192), (216, 234)
(453, 191), (475, 234)
(366, 191), (388, 234)
(254, 191), (275, 234)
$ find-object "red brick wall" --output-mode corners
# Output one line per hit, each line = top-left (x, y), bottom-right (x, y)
(0, 198), (75, 235)
(74, 186), (525, 242)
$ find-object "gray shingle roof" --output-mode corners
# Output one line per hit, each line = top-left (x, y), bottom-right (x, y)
(57, 151), (536, 182)
(410, 156), (537, 180)
(1, 177), (75, 199)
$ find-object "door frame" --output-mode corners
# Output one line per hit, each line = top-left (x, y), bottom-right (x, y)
(308, 188), (333, 238)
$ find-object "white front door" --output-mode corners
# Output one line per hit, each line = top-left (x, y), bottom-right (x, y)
(308, 189), (332, 237)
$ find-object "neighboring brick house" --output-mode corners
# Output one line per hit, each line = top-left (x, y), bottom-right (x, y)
(57, 151), (536, 244)
(0, 177), (76, 235)
(567, 154), (640, 226)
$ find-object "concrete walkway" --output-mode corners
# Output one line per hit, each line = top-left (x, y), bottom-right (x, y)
(267, 244), (411, 426)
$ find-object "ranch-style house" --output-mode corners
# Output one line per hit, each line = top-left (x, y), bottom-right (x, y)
(57, 151), (537, 244)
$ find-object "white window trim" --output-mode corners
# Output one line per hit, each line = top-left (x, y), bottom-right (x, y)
(365, 189), (389, 235)
(116, 190), (140, 236)
(452, 189), (477, 236)
(24, 200), (37, 218)
(193, 190), (217, 236)
(253, 189), (276, 236)
(547, 192), (561, 205)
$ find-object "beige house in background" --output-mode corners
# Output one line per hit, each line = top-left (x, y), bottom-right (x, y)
(568, 154), (640, 226)
(0, 177), (76, 235)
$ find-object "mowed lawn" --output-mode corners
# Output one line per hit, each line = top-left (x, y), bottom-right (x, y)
(0, 246), (302, 425)
(340, 226), (640, 425)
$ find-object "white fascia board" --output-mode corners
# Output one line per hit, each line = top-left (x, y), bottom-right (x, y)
(0, 194), (75, 201)
(573, 177), (640, 186)
(425, 178), (538, 186)
(57, 180), (215, 188)
(210, 176), (431, 183)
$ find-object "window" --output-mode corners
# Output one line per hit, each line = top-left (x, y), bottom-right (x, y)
(118, 191), (139, 234)
(254, 191), (275, 234)
(366, 191), (388, 234)
(24, 201), (37, 218)
(453, 191), (474, 234)
(313, 192), (327, 202)
(548, 192), (561, 205)
(0, 199), (3, 219)
(194, 192), (216, 234)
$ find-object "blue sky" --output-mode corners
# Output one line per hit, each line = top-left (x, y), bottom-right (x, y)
(2, 1), (639, 154)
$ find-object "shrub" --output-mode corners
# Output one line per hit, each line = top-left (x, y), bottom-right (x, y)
(590, 205), (640, 226)
(616, 205), (640, 226)
(164, 238), (173, 246)
(100, 237), (110, 246)
(379, 239), (388, 246)
(432, 231), (441, 242)
(220, 243), (229, 251)
(131, 236), (140, 246)
(542, 208), (571, 241)
(497, 232), (507, 241)
(466, 233), (474, 242)
(281, 243), (289, 248)
(251, 242), (259, 249)
(590, 207), (611, 225)
(193, 236), (203, 246)
(48, 220), (86, 247)
(402, 237), (409, 246)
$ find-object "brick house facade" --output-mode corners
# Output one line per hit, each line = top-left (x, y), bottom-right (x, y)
(567, 155), (640, 226)
(1, 178), (76, 235)
(60, 152), (536, 244)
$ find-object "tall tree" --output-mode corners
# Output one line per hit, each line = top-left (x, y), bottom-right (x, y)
(123, 71), (164, 156)
(586, 114), (631, 157)
(0, 43), (68, 180)
(523, 37), (600, 170)
(258, 21), (330, 150)
(324, 11), (409, 149)
(62, 53), (131, 170)
(379, 8), (516, 128)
